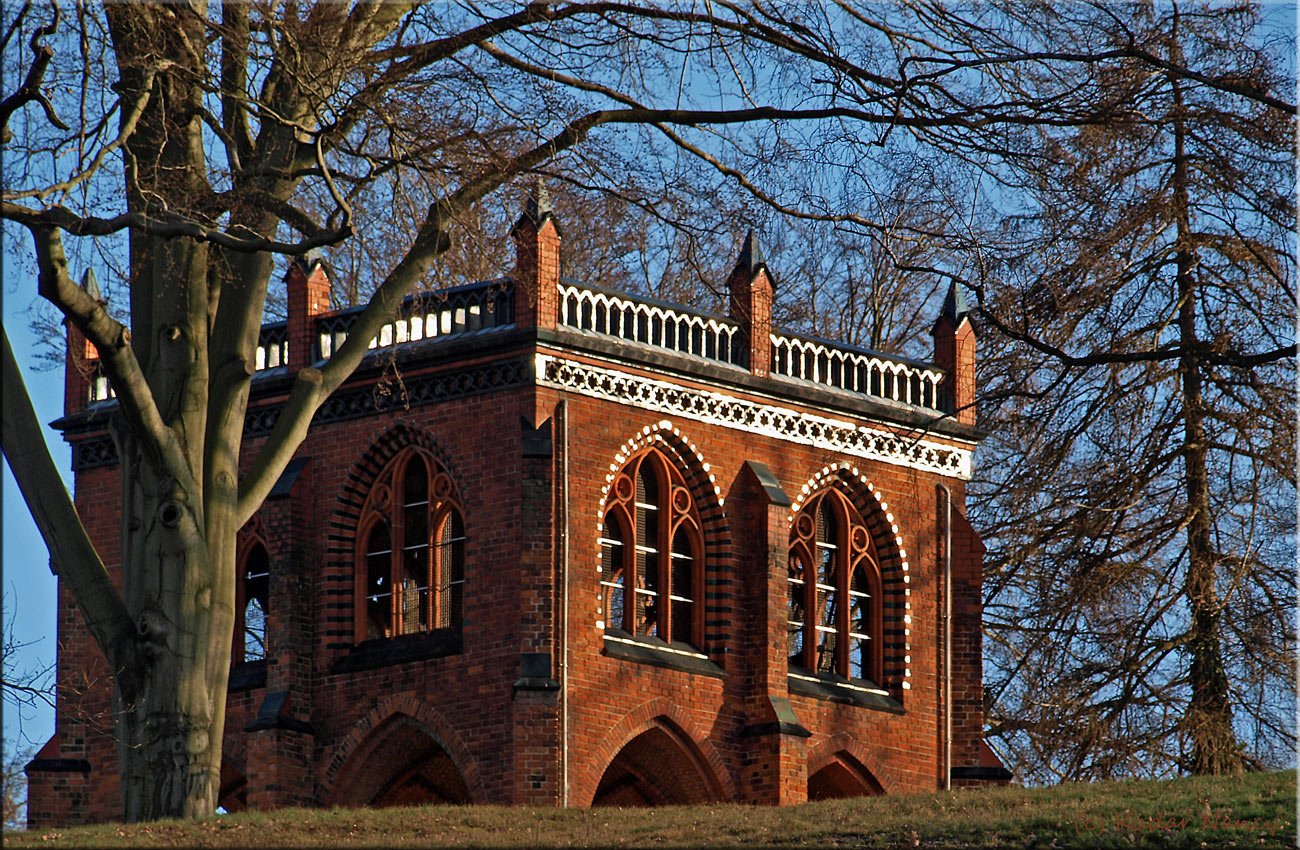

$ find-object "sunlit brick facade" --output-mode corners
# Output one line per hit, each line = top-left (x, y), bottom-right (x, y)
(28, 193), (1008, 826)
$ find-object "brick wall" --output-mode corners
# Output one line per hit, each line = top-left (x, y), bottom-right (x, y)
(29, 220), (1000, 826)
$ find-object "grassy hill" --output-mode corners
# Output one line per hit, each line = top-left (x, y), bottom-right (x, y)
(8, 770), (1294, 849)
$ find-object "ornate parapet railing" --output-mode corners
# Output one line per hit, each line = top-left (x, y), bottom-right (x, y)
(316, 279), (515, 360)
(556, 281), (946, 414)
(85, 279), (946, 420)
(85, 281), (515, 403)
(89, 320), (287, 402)
(255, 321), (288, 371)
(769, 331), (945, 411)
(558, 282), (742, 367)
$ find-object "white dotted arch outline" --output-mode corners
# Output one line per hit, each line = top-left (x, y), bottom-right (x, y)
(593, 420), (725, 630)
(788, 461), (913, 691)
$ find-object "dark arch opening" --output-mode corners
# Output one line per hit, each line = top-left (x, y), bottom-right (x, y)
(337, 716), (471, 807)
(808, 754), (883, 800)
(592, 724), (720, 807)
(217, 761), (248, 812)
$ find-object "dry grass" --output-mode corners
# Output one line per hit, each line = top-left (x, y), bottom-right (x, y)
(6, 770), (1294, 849)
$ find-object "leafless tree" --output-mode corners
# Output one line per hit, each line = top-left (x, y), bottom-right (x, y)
(950, 2), (1296, 782)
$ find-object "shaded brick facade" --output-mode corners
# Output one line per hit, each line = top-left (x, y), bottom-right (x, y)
(28, 199), (1007, 826)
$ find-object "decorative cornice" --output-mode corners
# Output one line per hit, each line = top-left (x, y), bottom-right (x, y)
(69, 359), (527, 471)
(536, 353), (973, 480)
(71, 435), (118, 471)
(69, 354), (969, 479)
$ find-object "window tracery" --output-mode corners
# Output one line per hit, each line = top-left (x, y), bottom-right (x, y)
(234, 540), (269, 664)
(356, 448), (465, 642)
(600, 449), (703, 646)
(788, 488), (882, 683)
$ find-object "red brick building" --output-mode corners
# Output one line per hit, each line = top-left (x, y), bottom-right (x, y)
(27, 193), (1008, 825)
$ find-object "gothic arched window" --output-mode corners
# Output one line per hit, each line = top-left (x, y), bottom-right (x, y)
(356, 448), (465, 643)
(233, 540), (270, 664)
(600, 449), (703, 647)
(788, 489), (882, 683)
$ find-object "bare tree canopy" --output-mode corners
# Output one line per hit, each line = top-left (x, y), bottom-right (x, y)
(1, 0), (1293, 821)
(953, 4), (1296, 782)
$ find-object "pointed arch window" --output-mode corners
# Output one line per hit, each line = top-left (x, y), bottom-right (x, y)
(234, 540), (270, 664)
(789, 489), (882, 684)
(356, 449), (466, 643)
(600, 449), (703, 647)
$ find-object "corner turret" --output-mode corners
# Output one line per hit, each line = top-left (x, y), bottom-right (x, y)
(931, 282), (976, 426)
(728, 230), (774, 377)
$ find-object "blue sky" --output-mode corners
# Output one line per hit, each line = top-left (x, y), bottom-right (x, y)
(3, 253), (65, 762)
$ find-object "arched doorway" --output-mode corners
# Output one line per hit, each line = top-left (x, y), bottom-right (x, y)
(334, 714), (471, 807)
(217, 761), (248, 812)
(807, 752), (883, 800)
(592, 722), (723, 807)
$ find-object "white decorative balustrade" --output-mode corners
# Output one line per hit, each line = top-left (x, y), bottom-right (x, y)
(316, 280), (515, 360)
(87, 278), (947, 418)
(254, 322), (287, 371)
(558, 282), (741, 366)
(87, 282), (514, 404)
(769, 331), (944, 411)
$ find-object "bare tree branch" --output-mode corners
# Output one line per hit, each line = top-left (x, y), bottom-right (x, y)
(0, 5), (67, 141)
(3, 202), (352, 256)
(28, 226), (199, 502)
(1, 328), (137, 696)
(3, 63), (163, 203)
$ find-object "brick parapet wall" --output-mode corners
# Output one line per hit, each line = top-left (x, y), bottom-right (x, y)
(728, 264), (773, 378)
(62, 324), (93, 416)
(512, 215), (561, 331)
(285, 260), (331, 369)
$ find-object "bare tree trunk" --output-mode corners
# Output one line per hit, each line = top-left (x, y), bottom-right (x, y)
(1171, 36), (1243, 776)
(99, 5), (238, 815)
(111, 418), (237, 820)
